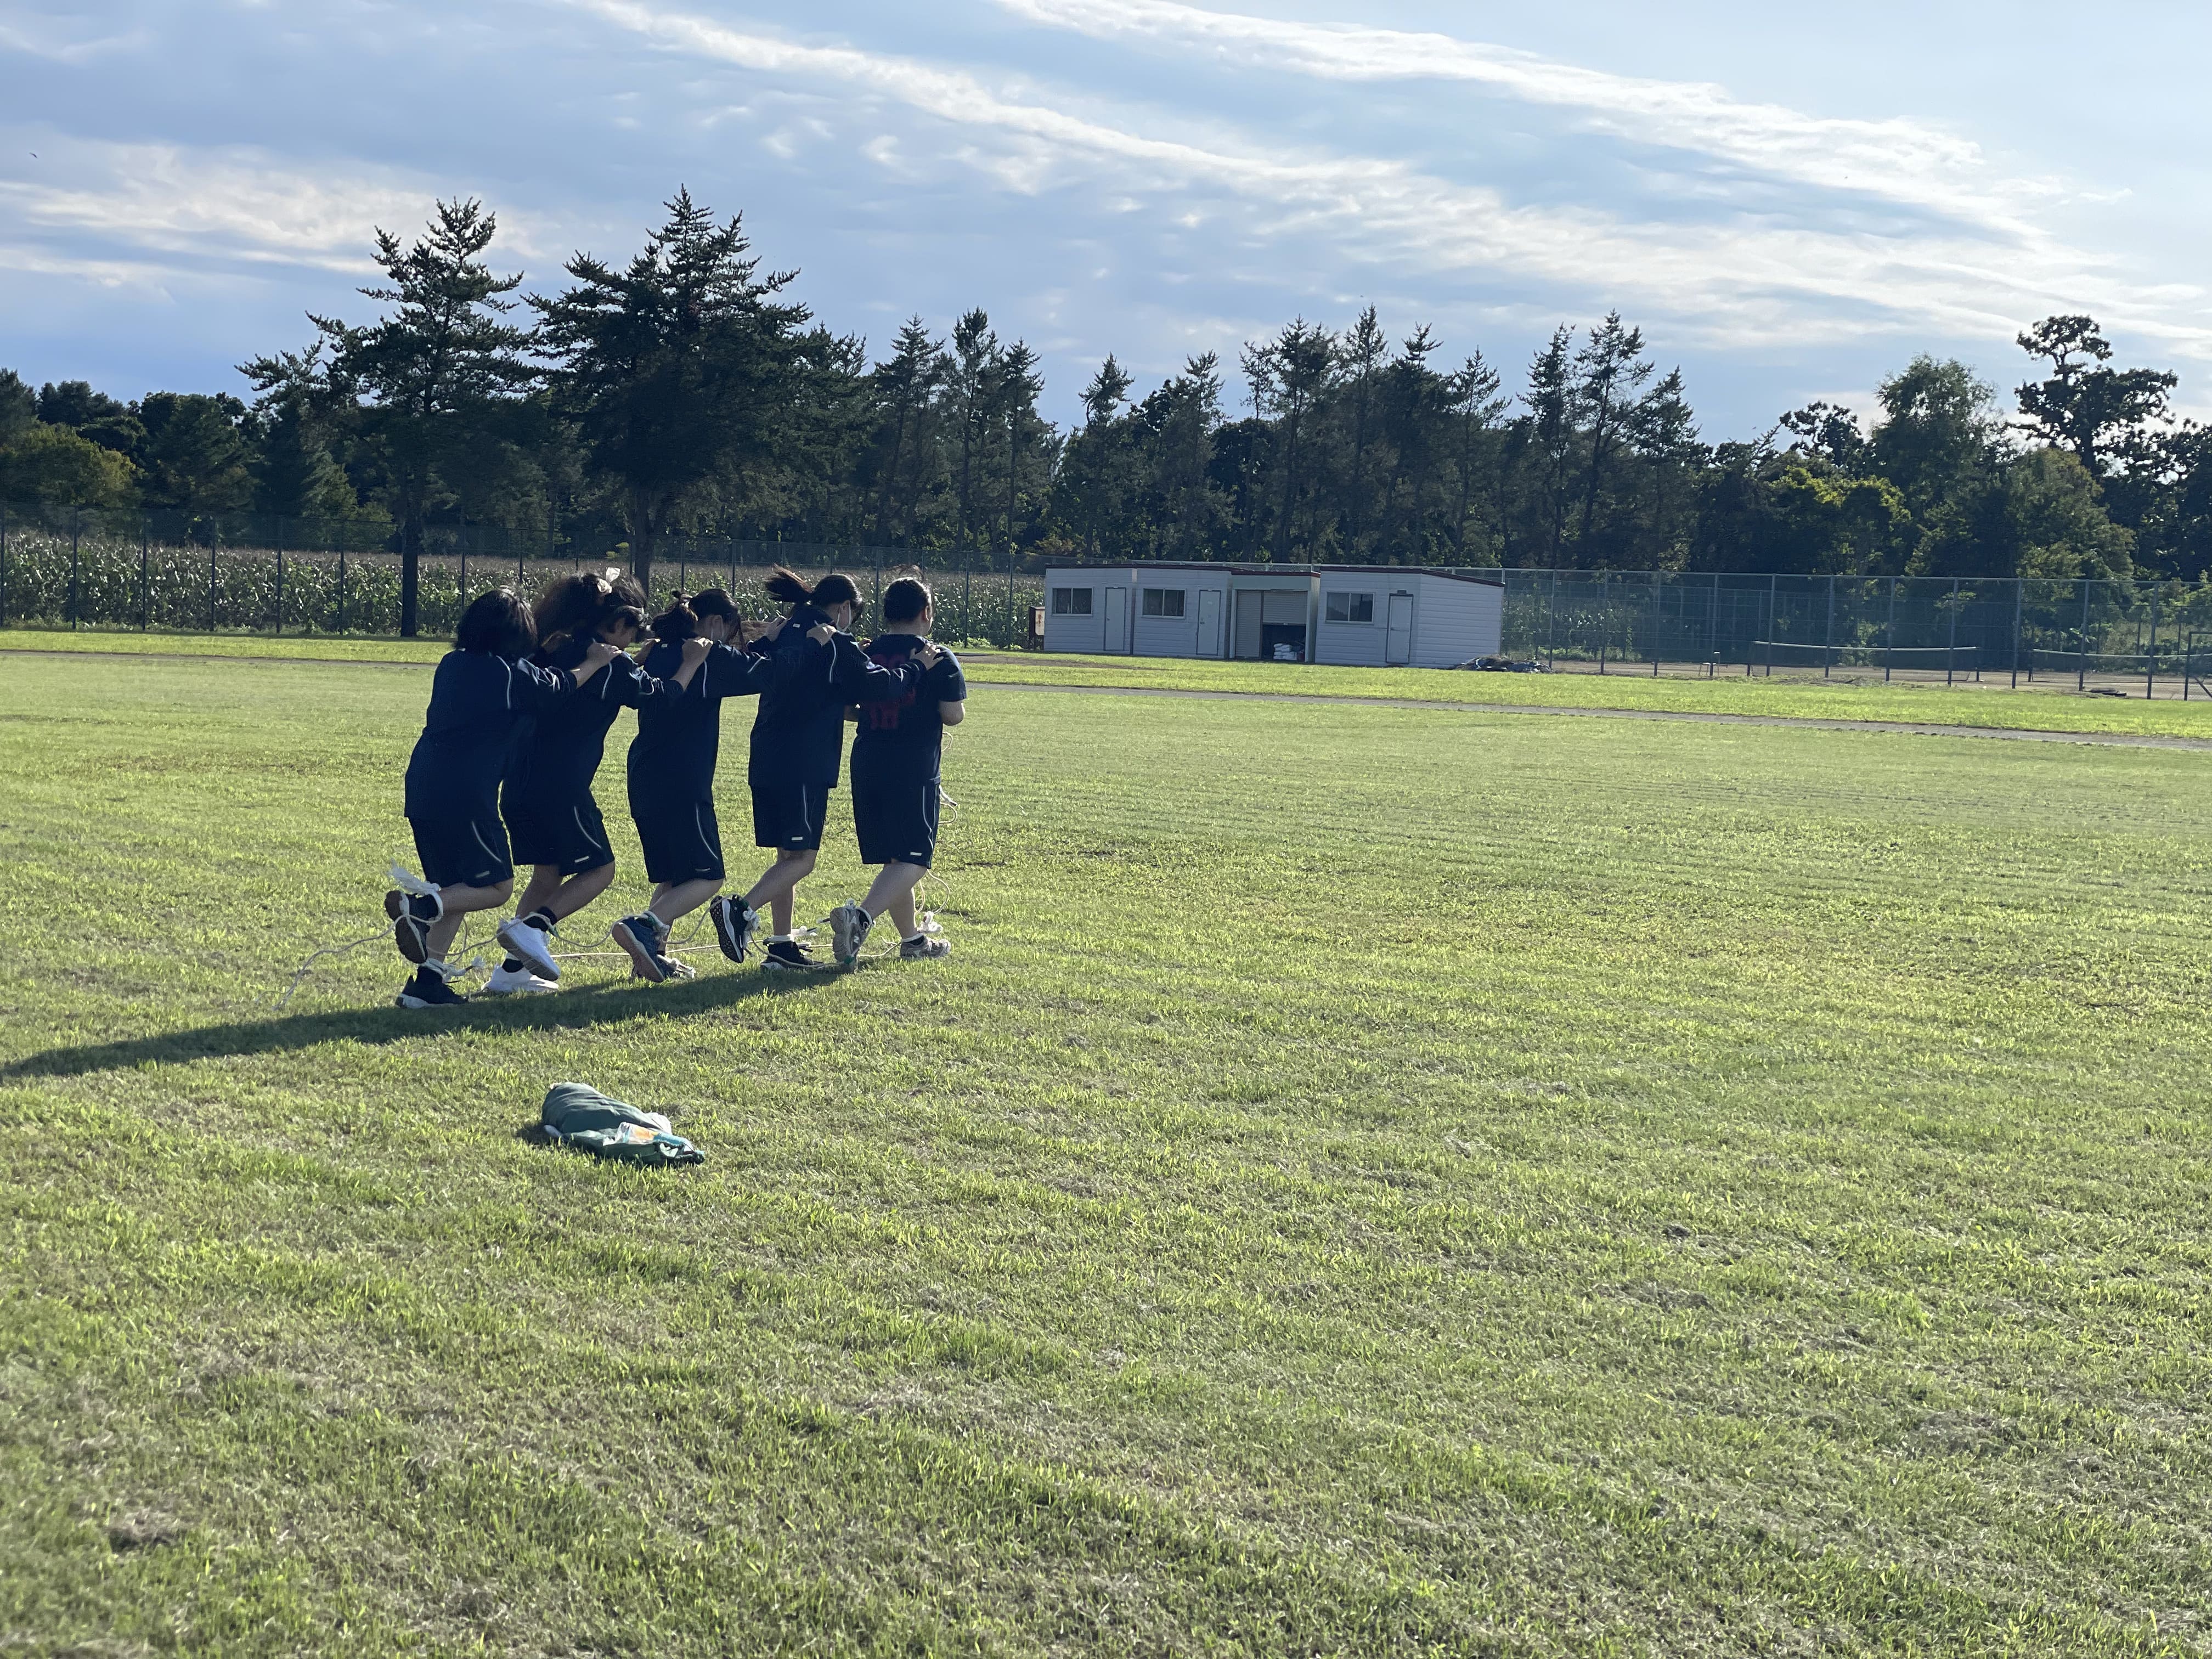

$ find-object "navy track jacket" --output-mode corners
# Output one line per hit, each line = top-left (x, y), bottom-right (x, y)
(404, 650), (576, 822)
(507, 633), (685, 810)
(748, 603), (927, 789)
(628, 637), (772, 804)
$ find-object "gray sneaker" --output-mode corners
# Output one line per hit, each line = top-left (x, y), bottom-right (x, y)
(829, 901), (873, 967)
(898, 934), (951, 961)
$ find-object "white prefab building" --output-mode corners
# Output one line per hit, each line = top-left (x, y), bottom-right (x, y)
(1042, 564), (1503, 668)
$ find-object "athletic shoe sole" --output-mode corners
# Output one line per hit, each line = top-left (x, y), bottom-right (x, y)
(760, 953), (825, 973)
(709, 896), (751, 963)
(394, 990), (469, 1009)
(387, 889), (431, 966)
(611, 918), (669, 983)
(498, 917), (560, 981)
(829, 903), (872, 967)
(899, 938), (952, 961)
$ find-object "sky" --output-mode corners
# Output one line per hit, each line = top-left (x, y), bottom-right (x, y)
(3, 0), (2209, 438)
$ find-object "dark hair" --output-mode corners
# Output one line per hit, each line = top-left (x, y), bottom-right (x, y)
(646, 588), (742, 645)
(881, 577), (931, 625)
(597, 603), (647, 639)
(532, 571), (617, 651)
(455, 588), (537, 658)
(763, 565), (864, 618)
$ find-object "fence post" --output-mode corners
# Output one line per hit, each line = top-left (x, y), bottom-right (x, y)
(1945, 577), (1960, 684)
(460, 527), (470, 603)
(336, 537), (347, 635)
(2011, 578), (2024, 689)
(207, 524), (218, 631)
(1649, 574), (1660, 675)
(1544, 569), (1557, 668)
(1764, 573), (1776, 676)
(2147, 587), (2159, 700)
(69, 507), (81, 629)
(1706, 572), (1718, 675)
(962, 555), (972, 646)
(140, 522), (150, 630)
(275, 516), (285, 636)
(2078, 579), (2091, 692)
(1597, 571), (1609, 674)
(1823, 573), (1835, 677)
(0, 500), (9, 627)
(1884, 576), (1897, 681)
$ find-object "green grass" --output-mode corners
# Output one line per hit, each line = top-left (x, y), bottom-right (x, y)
(3, 656), (2210, 1655)
(11, 622), (2212, 739)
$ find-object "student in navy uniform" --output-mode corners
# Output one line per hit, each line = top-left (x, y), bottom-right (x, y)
(488, 572), (712, 995)
(828, 577), (966, 966)
(710, 567), (935, 972)
(389, 588), (619, 1008)
(609, 590), (784, 983)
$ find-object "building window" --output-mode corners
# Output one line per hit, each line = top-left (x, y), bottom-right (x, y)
(1051, 586), (1093, 616)
(1141, 588), (1186, 618)
(1326, 591), (1375, 623)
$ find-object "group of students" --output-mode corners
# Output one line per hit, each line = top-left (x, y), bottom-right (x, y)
(385, 566), (968, 1008)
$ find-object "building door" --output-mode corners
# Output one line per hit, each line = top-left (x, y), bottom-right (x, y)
(1233, 591), (1264, 659)
(1102, 585), (1128, 653)
(1385, 592), (1414, 664)
(1196, 588), (1223, 657)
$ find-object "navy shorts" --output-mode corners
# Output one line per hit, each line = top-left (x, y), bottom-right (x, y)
(852, 774), (940, 868)
(630, 792), (726, 886)
(752, 778), (831, 853)
(504, 788), (614, 877)
(410, 809), (514, 890)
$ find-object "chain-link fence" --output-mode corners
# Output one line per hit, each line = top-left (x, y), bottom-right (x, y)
(0, 502), (1048, 650)
(7, 501), (2210, 693)
(1453, 568), (2212, 697)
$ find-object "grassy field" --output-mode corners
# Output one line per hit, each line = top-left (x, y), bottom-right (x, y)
(3, 653), (2210, 1656)
(9, 624), (2212, 740)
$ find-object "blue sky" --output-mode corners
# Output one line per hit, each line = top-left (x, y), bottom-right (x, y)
(3, 1), (2207, 436)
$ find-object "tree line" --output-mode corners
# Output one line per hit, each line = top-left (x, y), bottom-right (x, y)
(2, 190), (2205, 634)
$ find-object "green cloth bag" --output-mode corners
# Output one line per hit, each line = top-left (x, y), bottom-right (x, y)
(540, 1081), (705, 1167)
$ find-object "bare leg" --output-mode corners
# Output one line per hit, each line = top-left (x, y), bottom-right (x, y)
(860, 862), (929, 935)
(427, 878), (513, 963)
(649, 877), (721, 929)
(887, 887), (917, 940)
(746, 849), (816, 932)
(544, 862), (617, 920)
(515, 865), (566, 920)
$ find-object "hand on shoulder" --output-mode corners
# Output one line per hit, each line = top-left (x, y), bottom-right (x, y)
(806, 623), (837, 646)
(681, 635), (714, 664)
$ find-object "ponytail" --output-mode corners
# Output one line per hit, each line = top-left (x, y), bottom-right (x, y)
(648, 593), (699, 644)
(762, 565), (814, 607)
(647, 587), (741, 645)
(764, 564), (864, 620)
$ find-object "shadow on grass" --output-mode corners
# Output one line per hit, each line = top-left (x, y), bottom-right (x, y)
(1, 970), (832, 1081)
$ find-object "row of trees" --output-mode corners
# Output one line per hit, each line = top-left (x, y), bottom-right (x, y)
(3, 191), (2207, 634)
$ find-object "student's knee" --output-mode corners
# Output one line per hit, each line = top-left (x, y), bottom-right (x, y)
(782, 848), (816, 874)
(487, 878), (515, 905)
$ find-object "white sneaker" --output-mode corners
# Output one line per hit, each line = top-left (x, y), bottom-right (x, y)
(497, 916), (560, 980)
(482, 962), (558, 996)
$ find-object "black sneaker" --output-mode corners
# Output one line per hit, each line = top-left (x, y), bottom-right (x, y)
(761, 938), (819, 972)
(899, 934), (952, 961)
(709, 894), (756, 963)
(611, 913), (670, 983)
(386, 888), (443, 964)
(394, 967), (469, 1009)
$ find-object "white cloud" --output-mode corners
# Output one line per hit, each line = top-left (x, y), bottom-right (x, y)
(0, 18), (149, 64)
(0, 136), (558, 282)
(993, 0), (2053, 235)
(565, 0), (2212, 360)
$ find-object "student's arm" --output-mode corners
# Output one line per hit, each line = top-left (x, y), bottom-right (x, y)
(934, 651), (968, 725)
(701, 640), (772, 700)
(826, 633), (930, 703)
